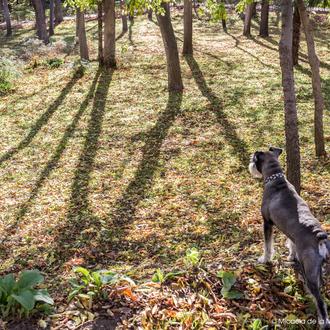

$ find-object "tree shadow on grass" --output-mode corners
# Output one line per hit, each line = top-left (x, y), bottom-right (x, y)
(184, 55), (250, 169)
(110, 92), (183, 230)
(0, 70), (82, 166)
(53, 69), (113, 261)
(12, 71), (101, 226)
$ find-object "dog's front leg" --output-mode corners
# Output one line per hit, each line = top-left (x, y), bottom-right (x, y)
(258, 219), (274, 263)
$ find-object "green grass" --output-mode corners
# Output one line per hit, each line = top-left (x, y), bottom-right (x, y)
(0, 10), (329, 328)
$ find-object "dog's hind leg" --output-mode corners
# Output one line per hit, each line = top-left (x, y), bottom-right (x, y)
(258, 218), (274, 263)
(301, 252), (330, 329)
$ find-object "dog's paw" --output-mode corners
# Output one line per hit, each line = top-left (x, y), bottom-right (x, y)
(257, 255), (271, 264)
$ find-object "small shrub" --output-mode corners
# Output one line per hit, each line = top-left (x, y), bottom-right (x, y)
(0, 59), (21, 94)
(46, 58), (64, 69)
(68, 267), (135, 308)
(217, 270), (243, 299)
(0, 269), (54, 319)
(184, 247), (202, 267)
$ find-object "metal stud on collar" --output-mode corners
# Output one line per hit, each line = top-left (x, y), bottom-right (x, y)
(264, 172), (285, 184)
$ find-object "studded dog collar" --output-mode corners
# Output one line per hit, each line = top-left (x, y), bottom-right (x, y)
(264, 172), (285, 185)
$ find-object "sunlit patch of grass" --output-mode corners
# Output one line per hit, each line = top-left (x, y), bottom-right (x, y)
(0, 9), (329, 328)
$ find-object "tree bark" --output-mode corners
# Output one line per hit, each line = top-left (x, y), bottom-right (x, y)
(147, 9), (152, 21)
(32, 0), (49, 44)
(157, 3), (183, 92)
(98, 3), (103, 65)
(49, 0), (55, 36)
(120, 0), (128, 33)
(104, 0), (116, 68)
(251, 2), (257, 18)
(279, 0), (301, 193)
(292, 4), (300, 66)
(297, 0), (326, 157)
(76, 8), (89, 61)
(54, 0), (63, 25)
(243, 3), (253, 37)
(2, 0), (12, 36)
(259, 0), (269, 37)
(183, 0), (193, 55)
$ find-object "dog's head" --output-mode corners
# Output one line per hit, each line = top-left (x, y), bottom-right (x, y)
(249, 147), (282, 178)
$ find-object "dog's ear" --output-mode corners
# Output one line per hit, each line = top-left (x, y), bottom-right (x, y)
(269, 147), (282, 158)
(253, 151), (264, 162)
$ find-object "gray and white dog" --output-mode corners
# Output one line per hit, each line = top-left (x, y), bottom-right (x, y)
(249, 147), (330, 329)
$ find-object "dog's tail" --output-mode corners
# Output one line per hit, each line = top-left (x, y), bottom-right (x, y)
(316, 231), (330, 260)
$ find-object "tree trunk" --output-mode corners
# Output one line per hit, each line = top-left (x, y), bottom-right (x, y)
(76, 8), (89, 61)
(49, 0), (55, 36)
(2, 0), (12, 36)
(157, 3), (183, 92)
(243, 3), (253, 37)
(297, 0), (326, 157)
(104, 0), (116, 68)
(120, 0), (128, 33)
(147, 9), (152, 21)
(98, 3), (103, 65)
(183, 0), (193, 55)
(259, 0), (269, 37)
(279, 0), (301, 193)
(251, 2), (257, 18)
(54, 0), (63, 25)
(292, 4), (300, 66)
(32, 0), (49, 44)
(222, 19), (227, 32)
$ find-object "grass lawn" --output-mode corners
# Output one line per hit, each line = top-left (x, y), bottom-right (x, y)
(0, 9), (330, 329)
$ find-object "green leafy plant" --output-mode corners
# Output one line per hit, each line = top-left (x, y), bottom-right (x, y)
(151, 269), (185, 284)
(217, 270), (243, 299)
(0, 58), (21, 94)
(68, 267), (135, 307)
(249, 318), (268, 330)
(184, 248), (202, 267)
(0, 270), (54, 319)
(46, 58), (64, 69)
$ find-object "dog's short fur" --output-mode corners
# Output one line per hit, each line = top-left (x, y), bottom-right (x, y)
(249, 147), (330, 329)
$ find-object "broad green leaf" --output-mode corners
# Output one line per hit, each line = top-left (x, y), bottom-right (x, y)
(222, 289), (243, 299)
(0, 274), (15, 295)
(16, 270), (44, 290)
(34, 289), (54, 305)
(11, 289), (36, 311)
(217, 270), (236, 292)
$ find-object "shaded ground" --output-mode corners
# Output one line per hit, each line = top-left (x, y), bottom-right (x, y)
(0, 8), (329, 329)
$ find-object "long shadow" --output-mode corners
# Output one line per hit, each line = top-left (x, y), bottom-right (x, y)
(226, 32), (278, 70)
(184, 55), (250, 168)
(12, 71), (101, 227)
(110, 92), (183, 229)
(0, 71), (82, 165)
(53, 68), (113, 260)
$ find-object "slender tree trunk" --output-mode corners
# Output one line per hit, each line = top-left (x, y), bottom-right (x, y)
(243, 3), (253, 37)
(104, 0), (116, 68)
(49, 0), (55, 36)
(183, 0), (193, 55)
(251, 2), (257, 18)
(147, 9), (152, 21)
(2, 0), (12, 36)
(32, 0), (49, 44)
(292, 4), (300, 66)
(76, 8), (89, 61)
(157, 3), (183, 92)
(222, 19), (227, 32)
(54, 0), (63, 25)
(98, 3), (103, 65)
(297, 0), (326, 157)
(279, 0), (301, 193)
(259, 0), (269, 37)
(120, 0), (128, 33)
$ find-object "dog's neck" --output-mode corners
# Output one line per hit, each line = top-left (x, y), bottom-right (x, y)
(262, 160), (284, 182)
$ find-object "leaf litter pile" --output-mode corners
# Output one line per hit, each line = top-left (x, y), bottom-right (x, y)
(0, 8), (330, 330)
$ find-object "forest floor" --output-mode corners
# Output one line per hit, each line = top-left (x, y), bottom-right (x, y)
(0, 9), (330, 330)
